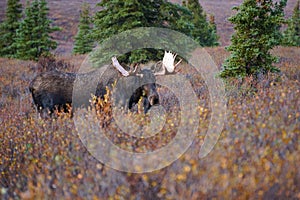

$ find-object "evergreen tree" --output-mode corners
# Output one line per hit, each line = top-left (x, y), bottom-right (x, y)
(15, 0), (59, 60)
(92, 0), (185, 63)
(159, 2), (194, 35)
(183, 0), (219, 46)
(0, 0), (23, 57)
(220, 0), (287, 79)
(92, 0), (163, 42)
(73, 3), (94, 54)
(91, 0), (219, 64)
(282, 1), (300, 46)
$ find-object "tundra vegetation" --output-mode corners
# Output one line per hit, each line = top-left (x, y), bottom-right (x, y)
(0, 0), (300, 199)
(1, 47), (299, 199)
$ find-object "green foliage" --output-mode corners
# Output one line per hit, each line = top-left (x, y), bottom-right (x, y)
(91, 0), (218, 64)
(14, 0), (60, 61)
(282, 1), (300, 46)
(220, 0), (287, 79)
(159, 2), (193, 34)
(92, 0), (164, 63)
(0, 0), (23, 57)
(92, 0), (162, 42)
(183, 0), (219, 46)
(73, 3), (94, 54)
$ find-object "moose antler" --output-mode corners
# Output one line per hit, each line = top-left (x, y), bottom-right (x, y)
(154, 51), (182, 75)
(113, 51), (182, 77)
(131, 63), (144, 78)
(111, 57), (131, 77)
(112, 57), (142, 77)
(112, 57), (144, 78)
(129, 63), (139, 74)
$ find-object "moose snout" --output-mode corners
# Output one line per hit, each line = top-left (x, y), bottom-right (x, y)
(148, 92), (159, 106)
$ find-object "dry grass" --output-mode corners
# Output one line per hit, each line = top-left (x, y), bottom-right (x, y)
(0, 46), (299, 199)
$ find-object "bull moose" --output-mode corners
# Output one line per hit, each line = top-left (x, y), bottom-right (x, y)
(29, 51), (181, 115)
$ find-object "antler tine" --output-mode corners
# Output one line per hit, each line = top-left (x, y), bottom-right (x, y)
(154, 61), (162, 69)
(154, 61), (165, 76)
(175, 58), (183, 68)
(134, 64), (144, 78)
(129, 63), (139, 74)
(163, 51), (176, 73)
(112, 56), (130, 77)
(156, 51), (183, 75)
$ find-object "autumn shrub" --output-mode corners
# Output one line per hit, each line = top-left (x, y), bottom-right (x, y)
(0, 47), (299, 199)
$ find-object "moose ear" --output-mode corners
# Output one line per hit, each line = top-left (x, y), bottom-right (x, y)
(112, 57), (130, 77)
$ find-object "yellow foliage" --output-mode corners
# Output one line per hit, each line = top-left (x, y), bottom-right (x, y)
(1, 47), (300, 199)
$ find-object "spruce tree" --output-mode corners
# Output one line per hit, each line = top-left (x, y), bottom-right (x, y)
(282, 1), (300, 46)
(159, 2), (194, 35)
(183, 0), (219, 46)
(15, 0), (59, 60)
(220, 0), (287, 79)
(92, 0), (163, 42)
(92, 0), (202, 63)
(73, 3), (94, 54)
(93, 0), (157, 63)
(0, 0), (23, 57)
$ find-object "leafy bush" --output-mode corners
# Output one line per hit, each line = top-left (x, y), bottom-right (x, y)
(1, 47), (300, 199)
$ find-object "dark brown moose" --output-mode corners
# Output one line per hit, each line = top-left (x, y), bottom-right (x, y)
(29, 52), (181, 115)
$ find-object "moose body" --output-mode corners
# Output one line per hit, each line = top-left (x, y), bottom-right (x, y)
(29, 62), (159, 114)
(29, 70), (75, 113)
(29, 52), (181, 115)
